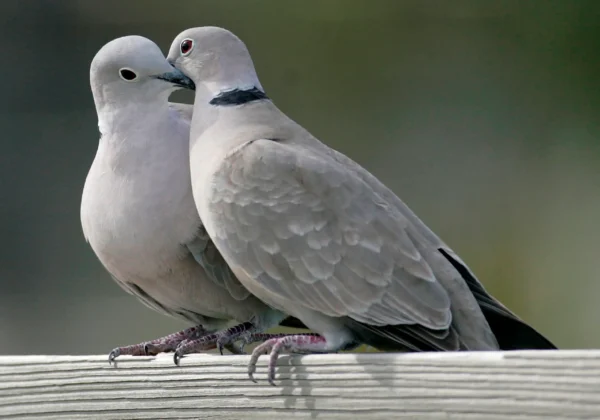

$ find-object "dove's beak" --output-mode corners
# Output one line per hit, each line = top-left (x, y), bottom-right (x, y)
(154, 68), (195, 91)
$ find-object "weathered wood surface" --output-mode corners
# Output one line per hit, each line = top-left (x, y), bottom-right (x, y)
(0, 351), (599, 419)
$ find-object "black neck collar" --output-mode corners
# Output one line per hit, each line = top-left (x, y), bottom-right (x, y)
(209, 87), (269, 106)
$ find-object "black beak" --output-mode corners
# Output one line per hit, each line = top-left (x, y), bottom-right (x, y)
(154, 68), (195, 91)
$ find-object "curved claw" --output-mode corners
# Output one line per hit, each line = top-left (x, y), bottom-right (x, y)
(217, 340), (225, 356)
(267, 339), (286, 386)
(173, 350), (183, 366)
(108, 348), (120, 365)
(247, 339), (275, 383)
(248, 364), (257, 383)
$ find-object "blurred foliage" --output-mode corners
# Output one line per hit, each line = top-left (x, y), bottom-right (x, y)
(1, 0), (599, 354)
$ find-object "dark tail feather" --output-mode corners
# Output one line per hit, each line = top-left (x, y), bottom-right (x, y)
(476, 305), (557, 350)
(439, 249), (557, 350)
(344, 318), (461, 352)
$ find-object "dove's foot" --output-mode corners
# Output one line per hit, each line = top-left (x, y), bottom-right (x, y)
(247, 333), (327, 385)
(108, 325), (209, 365)
(173, 321), (255, 365)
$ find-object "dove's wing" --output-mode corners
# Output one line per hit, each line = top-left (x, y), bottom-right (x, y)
(186, 226), (252, 301)
(207, 138), (464, 348)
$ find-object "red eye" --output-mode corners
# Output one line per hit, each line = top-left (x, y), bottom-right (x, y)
(180, 39), (194, 56)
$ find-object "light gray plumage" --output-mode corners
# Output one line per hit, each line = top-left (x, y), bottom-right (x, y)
(166, 27), (556, 364)
(81, 36), (291, 360)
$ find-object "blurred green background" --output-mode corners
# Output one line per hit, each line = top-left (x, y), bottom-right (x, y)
(1, 0), (599, 355)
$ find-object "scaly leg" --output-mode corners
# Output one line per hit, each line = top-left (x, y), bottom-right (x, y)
(108, 325), (209, 365)
(172, 324), (319, 366)
(174, 322), (256, 365)
(248, 334), (329, 385)
(238, 332), (290, 352)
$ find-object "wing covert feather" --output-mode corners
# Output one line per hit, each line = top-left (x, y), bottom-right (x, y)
(209, 139), (451, 329)
(186, 226), (251, 301)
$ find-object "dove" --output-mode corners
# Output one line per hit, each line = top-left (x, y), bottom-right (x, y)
(81, 35), (304, 364)
(166, 26), (556, 384)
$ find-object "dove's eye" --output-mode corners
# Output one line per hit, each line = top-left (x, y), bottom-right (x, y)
(180, 39), (194, 56)
(119, 68), (137, 82)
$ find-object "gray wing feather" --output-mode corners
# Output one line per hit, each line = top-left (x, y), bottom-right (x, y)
(323, 148), (499, 348)
(209, 139), (451, 330)
(186, 226), (252, 301)
(109, 274), (173, 316)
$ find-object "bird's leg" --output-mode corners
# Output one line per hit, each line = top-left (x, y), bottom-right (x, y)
(108, 325), (209, 365)
(174, 321), (257, 365)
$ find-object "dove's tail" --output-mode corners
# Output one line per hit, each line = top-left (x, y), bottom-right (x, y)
(476, 303), (557, 350)
(439, 249), (557, 350)
(345, 250), (557, 353)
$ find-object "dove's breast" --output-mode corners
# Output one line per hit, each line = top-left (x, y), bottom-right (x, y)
(80, 129), (230, 321)
(83, 136), (197, 266)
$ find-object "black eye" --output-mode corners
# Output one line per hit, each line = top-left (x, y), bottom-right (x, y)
(119, 68), (137, 81)
(180, 39), (194, 56)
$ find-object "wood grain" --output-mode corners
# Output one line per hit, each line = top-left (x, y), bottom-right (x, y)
(0, 351), (599, 419)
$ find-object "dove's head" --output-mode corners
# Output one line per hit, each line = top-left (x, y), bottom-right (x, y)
(90, 35), (195, 111)
(166, 27), (262, 99)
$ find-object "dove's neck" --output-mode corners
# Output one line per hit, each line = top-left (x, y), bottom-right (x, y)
(189, 73), (270, 143)
(200, 76), (265, 107)
(97, 99), (171, 144)
(205, 52), (263, 97)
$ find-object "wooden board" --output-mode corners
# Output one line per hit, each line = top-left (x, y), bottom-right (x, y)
(0, 351), (599, 419)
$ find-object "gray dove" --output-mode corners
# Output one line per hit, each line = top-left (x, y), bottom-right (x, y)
(166, 27), (556, 384)
(81, 35), (304, 364)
